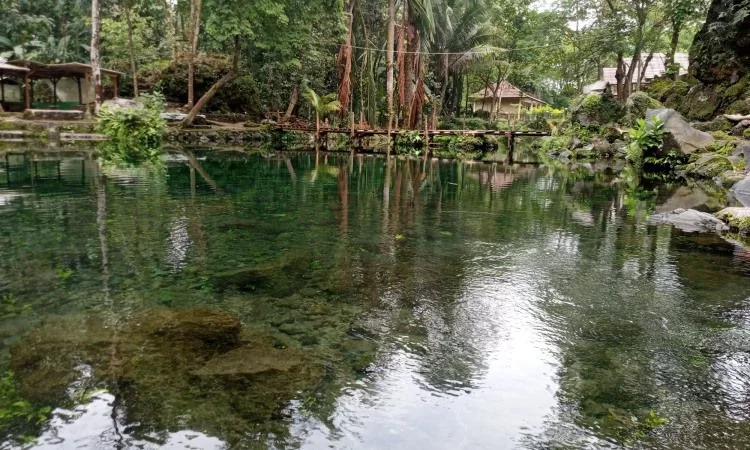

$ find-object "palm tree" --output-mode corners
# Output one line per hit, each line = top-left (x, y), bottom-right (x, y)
(303, 88), (342, 144)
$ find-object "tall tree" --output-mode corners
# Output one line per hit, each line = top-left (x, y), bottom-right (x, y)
(91, 0), (103, 113)
(386, 0), (396, 152)
(187, 0), (203, 108)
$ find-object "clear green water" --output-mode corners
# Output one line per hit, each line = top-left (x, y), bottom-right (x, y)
(2, 150), (750, 449)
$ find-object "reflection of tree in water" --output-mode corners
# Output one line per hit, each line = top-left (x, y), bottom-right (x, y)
(7, 153), (750, 448)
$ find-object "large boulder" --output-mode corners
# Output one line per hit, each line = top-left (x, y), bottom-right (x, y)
(646, 108), (715, 154)
(647, 208), (729, 233)
(690, 0), (750, 84)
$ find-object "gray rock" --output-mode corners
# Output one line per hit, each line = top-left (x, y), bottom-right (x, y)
(733, 143), (750, 171)
(731, 173), (750, 206)
(161, 112), (206, 122)
(731, 120), (750, 136)
(558, 150), (573, 161)
(103, 98), (139, 109)
(646, 108), (715, 155)
(647, 208), (729, 233)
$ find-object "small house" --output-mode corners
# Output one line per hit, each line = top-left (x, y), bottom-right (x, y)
(470, 81), (547, 117)
(582, 53), (689, 96)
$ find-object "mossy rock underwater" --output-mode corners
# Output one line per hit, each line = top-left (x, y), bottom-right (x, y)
(7, 306), (371, 445)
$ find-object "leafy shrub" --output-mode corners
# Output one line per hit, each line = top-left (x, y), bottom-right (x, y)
(96, 92), (167, 166)
(626, 117), (665, 168)
(0, 371), (51, 444)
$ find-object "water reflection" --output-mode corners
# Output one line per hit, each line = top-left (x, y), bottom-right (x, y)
(2, 151), (750, 448)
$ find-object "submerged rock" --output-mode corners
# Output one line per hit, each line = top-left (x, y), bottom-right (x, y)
(209, 252), (314, 295)
(646, 109), (715, 155)
(647, 208), (729, 233)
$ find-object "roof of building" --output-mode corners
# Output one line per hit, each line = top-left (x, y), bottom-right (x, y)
(0, 62), (30, 73)
(600, 53), (689, 85)
(583, 80), (610, 94)
(6, 60), (123, 78)
(470, 81), (547, 104)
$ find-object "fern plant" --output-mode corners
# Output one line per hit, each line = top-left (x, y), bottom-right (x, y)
(626, 117), (665, 168)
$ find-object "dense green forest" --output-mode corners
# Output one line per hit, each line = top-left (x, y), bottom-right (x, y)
(1, 0), (708, 126)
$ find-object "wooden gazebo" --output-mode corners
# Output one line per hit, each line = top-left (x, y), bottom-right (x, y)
(0, 62), (30, 112)
(4, 60), (122, 112)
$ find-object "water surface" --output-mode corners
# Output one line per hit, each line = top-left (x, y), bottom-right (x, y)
(2, 150), (750, 449)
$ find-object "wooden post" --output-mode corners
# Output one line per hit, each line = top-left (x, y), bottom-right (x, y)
(506, 131), (514, 164)
(423, 116), (430, 160)
(77, 77), (83, 105)
(350, 111), (355, 148)
(24, 75), (31, 111)
(52, 78), (58, 106)
(113, 75), (120, 98)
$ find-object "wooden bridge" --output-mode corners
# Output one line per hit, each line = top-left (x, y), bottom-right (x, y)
(276, 126), (550, 162)
(277, 126), (550, 139)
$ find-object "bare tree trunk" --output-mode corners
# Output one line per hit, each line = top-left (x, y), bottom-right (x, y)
(282, 83), (298, 123)
(386, 0), (396, 155)
(667, 20), (681, 80)
(164, 0), (178, 59)
(181, 36), (240, 128)
(187, 0), (203, 108)
(615, 52), (626, 102)
(125, 6), (139, 97)
(637, 52), (654, 91)
(90, 0), (102, 114)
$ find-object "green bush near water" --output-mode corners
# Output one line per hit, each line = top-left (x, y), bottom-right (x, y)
(626, 117), (665, 169)
(96, 92), (167, 166)
(0, 371), (51, 445)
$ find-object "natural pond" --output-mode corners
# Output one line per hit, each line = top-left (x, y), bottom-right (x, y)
(3, 150), (750, 449)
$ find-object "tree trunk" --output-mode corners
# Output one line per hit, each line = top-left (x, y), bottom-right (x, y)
(637, 52), (654, 91)
(615, 52), (626, 102)
(125, 6), (139, 98)
(187, 0), (203, 108)
(90, 0), (102, 114)
(668, 20), (681, 80)
(164, 0), (178, 59)
(282, 83), (298, 123)
(316, 112), (321, 144)
(386, 0), (396, 155)
(181, 36), (240, 128)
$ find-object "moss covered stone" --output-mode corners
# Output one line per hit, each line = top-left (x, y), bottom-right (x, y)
(681, 85), (723, 121)
(726, 99), (750, 115)
(681, 153), (734, 178)
(691, 0), (750, 84)
(569, 92), (624, 128)
(624, 92), (663, 124)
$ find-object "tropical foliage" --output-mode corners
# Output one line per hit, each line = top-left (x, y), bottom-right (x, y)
(96, 92), (167, 166)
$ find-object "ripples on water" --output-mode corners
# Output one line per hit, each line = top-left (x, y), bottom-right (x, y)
(2, 150), (750, 449)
